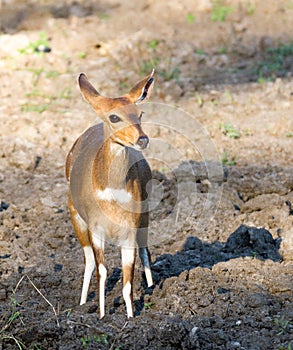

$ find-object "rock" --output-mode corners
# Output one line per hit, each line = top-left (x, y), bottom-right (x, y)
(50, 5), (70, 18)
(242, 193), (284, 212)
(0, 201), (9, 211)
(40, 197), (58, 208)
(226, 166), (293, 200)
(224, 224), (250, 251)
(0, 8), (26, 33)
(247, 293), (266, 308)
(70, 3), (92, 18)
(280, 227), (293, 261)
(224, 225), (281, 261)
(174, 161), (223, 183)
(259, 36), (273, 51)
(183, 236), (203, 251)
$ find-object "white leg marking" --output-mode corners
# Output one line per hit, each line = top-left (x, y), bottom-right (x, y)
(80, 246), (95, 305)
(121, 246), (136, 266)
(122, 281), (133, 318)
(121, 246), (135, 318)
(98, 264), (107, 319)
(145, 266), (153, 287)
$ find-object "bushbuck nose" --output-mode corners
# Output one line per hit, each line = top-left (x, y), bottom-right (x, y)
(137, 136), (149, 149)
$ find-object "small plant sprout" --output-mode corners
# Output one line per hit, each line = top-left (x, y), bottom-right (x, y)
(144, 302), (154, 309)
(98, 12), (110, 20)
(245, 1), (256, 15)
(46, 70), (61, 78)
(274, 315), (290, 336)
(257, 76), (271, 84)
(219, 122), (241, 139)
(195, 49), (206, 55)
(60, 87), (73, 99)
(81, 336), (91, 348)
(256, 42), (293, 80)
(217, 47), (228, 54)
(0, 293), (25, 349)
(78, 52), (87, 59)
(28, 67), (44, 86)
(148, 39), (159, 51)
(211, 1), (233, 22)
(224, 90), (233, 103)
(196, 94), (204, 107)
(19, 31), (51, 55)
(139, 58), (159, 76)
(93, 334), (108, 344)
(159, 65), (180, 82)
(20, 103), (49, 114)
(186, 13), (195, 24)
(221, 150), (237, 166)
(79, 334), (108, 348)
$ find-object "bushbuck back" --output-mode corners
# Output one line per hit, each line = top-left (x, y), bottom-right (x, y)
(66, 71), (154, 318)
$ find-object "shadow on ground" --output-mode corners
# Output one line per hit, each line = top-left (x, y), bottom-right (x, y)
(104, 224), (281, 316)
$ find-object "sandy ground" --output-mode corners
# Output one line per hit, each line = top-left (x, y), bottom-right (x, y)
(0, 0), (293, 349)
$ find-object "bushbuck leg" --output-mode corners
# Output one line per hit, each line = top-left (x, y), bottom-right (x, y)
(69, 196), (95, 305)
(91, 232), (106, 318)
(121, 243), (136, 318)
(137, 227), (153, 288)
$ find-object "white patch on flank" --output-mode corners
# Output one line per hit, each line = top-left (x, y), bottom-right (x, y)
(74, 213), (88, 232)
(122, 281), (133, 318)
(96, 188), (132, 204)
(145, 266), (153, 287)
(98, 264), (107, 319)
(80, 246), (96, 305)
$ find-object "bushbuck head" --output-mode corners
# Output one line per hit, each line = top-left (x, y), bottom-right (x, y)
(78, 70), (154, 151)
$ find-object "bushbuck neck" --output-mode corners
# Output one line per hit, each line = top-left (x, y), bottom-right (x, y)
(93, 103), (149, 192)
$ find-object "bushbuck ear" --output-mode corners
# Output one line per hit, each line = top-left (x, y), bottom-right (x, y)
(128, 69), (155, 105)
(78, 73), (101, 105)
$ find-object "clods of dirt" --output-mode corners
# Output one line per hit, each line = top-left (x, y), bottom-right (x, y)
(1, 0), (293, 349)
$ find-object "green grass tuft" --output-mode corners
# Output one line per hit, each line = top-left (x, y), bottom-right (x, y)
(222, 150), (237, 166)
(219, 122), (241, 139)
(19, 32), (50, 55)
(211, 1), (233, 22)
(256, 42), (293, 79)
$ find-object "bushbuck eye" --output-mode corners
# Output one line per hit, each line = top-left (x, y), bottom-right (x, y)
(109, 114), (121, 123)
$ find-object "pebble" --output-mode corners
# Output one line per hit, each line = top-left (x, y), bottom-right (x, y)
(0, 201), (9, 211)
(40, 197), (58, 208)
(247, 293), (266, 308)
(191, 326), (199, 335)
(0, 289), (6, 300)
(34, 45), (51, 53)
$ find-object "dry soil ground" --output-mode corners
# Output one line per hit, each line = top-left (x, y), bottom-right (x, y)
(0, 0), (293, 349)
